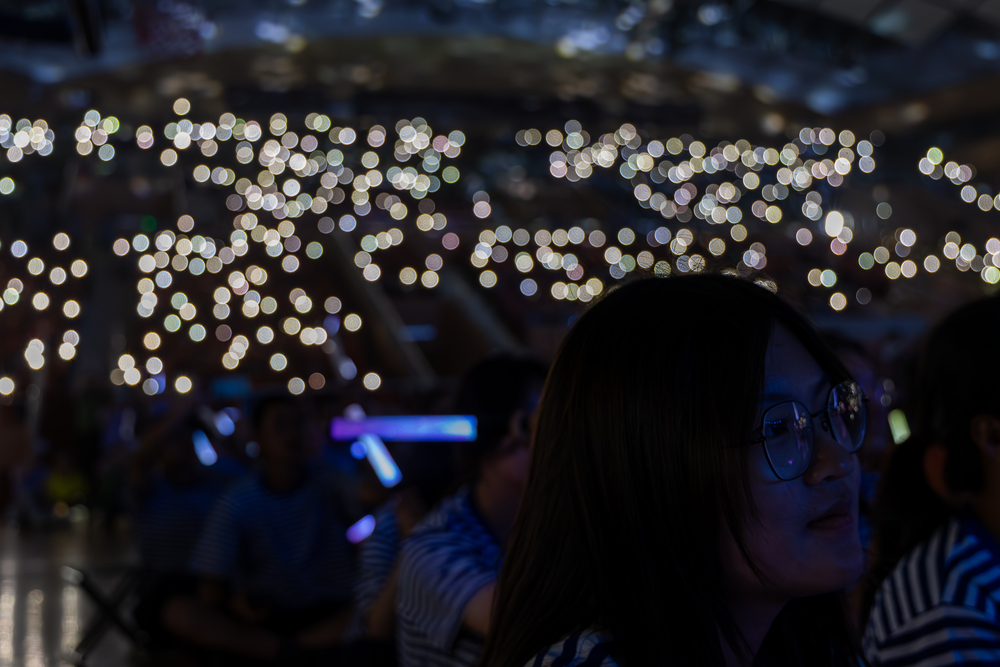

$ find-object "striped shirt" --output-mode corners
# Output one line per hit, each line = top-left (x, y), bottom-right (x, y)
(527, 628), (621, 667)
(189, 471), (355, 611)
(345, 504), (401, 640)
(864, 514), (1000, 666)
(397, 486), (500, 667)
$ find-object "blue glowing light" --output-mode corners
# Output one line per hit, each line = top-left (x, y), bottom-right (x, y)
(192, 430), (218, 466)
(358, 434), (402, 488)
(331, 416), (478, 442)
(214, 412), (235, 437)
(350, 441), (366, 459)
(346, 515), (376, 543)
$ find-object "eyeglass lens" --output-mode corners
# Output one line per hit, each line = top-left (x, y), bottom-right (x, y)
(761, 381), (866, 481)
(761, 401), (813, 480)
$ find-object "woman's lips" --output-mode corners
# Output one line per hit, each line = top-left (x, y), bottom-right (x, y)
(808, 498), (854, 531)
(807, 512), (854, 530)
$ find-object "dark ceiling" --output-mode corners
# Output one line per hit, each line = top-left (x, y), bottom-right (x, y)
(1, 0), (999, 397)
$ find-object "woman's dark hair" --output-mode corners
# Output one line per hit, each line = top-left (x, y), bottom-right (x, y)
(480, 274), (859, 667)
(453, 354), (547, 483)
(867, 296), (1000, 609)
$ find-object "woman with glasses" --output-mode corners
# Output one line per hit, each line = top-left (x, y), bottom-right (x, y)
(863, 297), (1000, 666)
(479, 274), (867, 667)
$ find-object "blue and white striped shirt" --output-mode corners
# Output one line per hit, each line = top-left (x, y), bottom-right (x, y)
(397, 486), (500, 667)
(345, 504), (401, 641)
(527, 627), (621, 667)
(189, 471), (355, 612)
(864, 514), (1000, 666)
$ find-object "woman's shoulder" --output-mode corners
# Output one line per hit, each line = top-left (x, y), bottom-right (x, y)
(525, 627), (621, 667)
(865, 514), (1000, 663)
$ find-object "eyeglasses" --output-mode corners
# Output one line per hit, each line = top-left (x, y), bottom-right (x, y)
(752, 380), (867, 481)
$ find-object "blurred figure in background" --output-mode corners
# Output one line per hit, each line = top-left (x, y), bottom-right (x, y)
(865, 296), (1000, 665)
(129, 394), (236, 652)
(344, 445), (456, 662)
(396, 355), (547, 667)
(164, 394), (356, 665)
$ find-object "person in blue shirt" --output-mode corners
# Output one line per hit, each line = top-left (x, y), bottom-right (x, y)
(864, 296), (1000, 665)
(481, 275), (867, 667)
(347, 454), (455, 644)
(396, 355), (546, 667)
(162, 394), (356, 664)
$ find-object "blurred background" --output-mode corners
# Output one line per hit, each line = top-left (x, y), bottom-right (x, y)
(1, 0), (1000, 663)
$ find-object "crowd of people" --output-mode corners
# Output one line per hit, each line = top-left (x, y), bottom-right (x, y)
(3, 271), (998, 667)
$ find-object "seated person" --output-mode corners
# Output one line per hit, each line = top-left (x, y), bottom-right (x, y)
(396, 355), (547, 667)
(347, 449), (456, 645)
(864, 296), (1000, 665)
(480, 275), (867, 666)
(130, 398), (234, 644)
(163, 395), (356, 664)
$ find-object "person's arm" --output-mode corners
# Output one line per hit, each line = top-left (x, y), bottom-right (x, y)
(364, 564), (401, 639)
(396, 530), (498, 652)
(162, 588), (280, 659)
(354, 492), (427, 640)
(461, 581), (496, 636)
(865, 603), (1000, 666)
(296, 607), (354, 647)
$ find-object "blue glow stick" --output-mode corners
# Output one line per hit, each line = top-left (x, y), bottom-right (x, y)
(331, 415), (478, 442)
(358, 434), (402, 488)
(192, 430), (218, 466)
(346, 515), (376, 543)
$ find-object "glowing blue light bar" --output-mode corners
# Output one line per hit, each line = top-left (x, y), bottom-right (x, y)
(192, 430), (218, 466)
(358, 434), (402, 488)
(346, 515), (376, 543)
(331, 416), (478, 442)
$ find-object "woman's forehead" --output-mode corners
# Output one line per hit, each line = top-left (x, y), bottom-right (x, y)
(764, 326), (829, 399)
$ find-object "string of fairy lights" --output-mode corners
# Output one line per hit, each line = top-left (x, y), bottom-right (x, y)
(1, 104), (998, 396)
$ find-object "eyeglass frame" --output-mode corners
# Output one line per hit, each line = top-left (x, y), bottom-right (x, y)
(750, 380), (869, 481)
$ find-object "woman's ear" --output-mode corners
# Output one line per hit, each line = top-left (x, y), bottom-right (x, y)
(970, 415), (1000, 459)
(924, 443), (973, 507)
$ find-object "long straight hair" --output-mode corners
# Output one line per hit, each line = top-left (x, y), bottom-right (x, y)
(867, 296), (1000, 610)
(480, 274), (860, 667)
